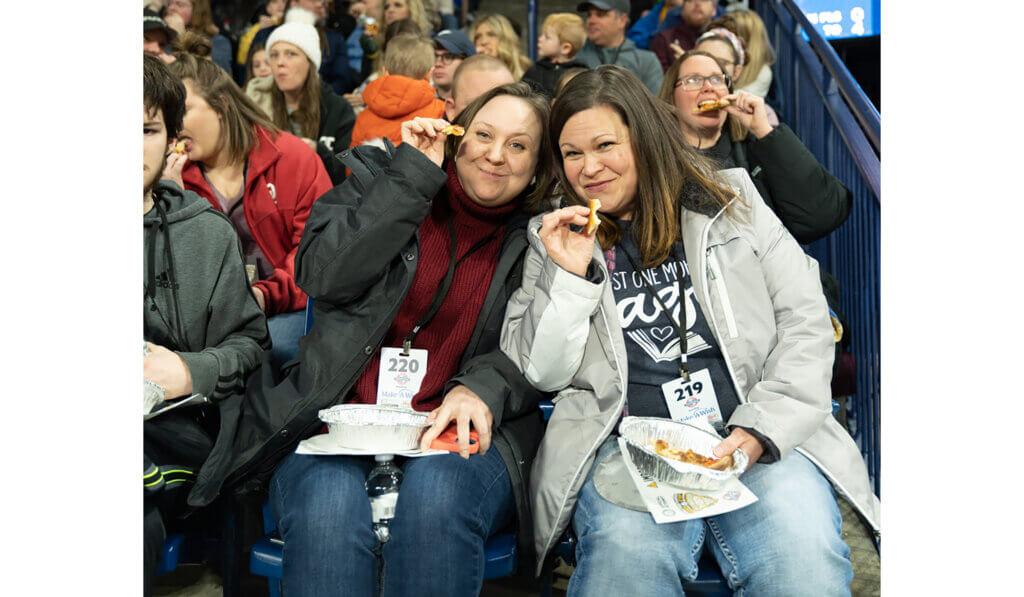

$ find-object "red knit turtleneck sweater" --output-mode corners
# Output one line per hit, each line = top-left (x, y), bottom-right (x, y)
(349, 162), (517, 411)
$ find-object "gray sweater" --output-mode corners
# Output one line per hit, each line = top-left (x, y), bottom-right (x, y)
(144, 181), (269, 401)
(575, 39), (664, 94)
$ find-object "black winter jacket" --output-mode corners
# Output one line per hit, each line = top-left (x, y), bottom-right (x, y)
(709, 123), (852, 244)
(189, 143), (546, 569)
(521, 58), (590, 98)
(316, 82), (356, 185)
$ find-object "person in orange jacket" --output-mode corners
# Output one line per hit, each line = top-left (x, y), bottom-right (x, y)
(349, 33), (444, 148)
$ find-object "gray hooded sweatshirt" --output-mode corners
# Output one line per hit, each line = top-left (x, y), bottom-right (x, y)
(144, 181), (269, 401)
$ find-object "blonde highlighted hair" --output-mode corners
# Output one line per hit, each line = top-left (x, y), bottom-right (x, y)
(471, 14), (531, 80)
(542, 13), (586, 56)
(384, 34), (435, 79)
(709, 10), (775, 91)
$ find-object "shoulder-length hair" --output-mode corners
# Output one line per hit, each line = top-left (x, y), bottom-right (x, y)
(658, 50), (748, 143)
(170, 32), (279, 165)
(471, 14), (531, 80)
(270, 52), (322, 140)
(445, 82), (554, 211)
(553, 66), (735, 268)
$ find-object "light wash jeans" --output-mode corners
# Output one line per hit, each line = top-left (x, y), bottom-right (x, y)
(270, 448), (513, 597)
(568, 438), (852, 596)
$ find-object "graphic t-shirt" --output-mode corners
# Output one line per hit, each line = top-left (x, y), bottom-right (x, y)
(607, 221), (740, 428)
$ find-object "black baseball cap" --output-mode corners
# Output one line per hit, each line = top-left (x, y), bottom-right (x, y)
(144, 9), (177, 43)
(577, 0), (630, 14)
(433, 29), (476, 58)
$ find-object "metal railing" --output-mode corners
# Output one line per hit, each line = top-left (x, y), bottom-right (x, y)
(757, 0), (881, 495)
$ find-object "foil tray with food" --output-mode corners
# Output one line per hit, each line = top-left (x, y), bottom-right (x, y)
(619, 416), (748, 490)
(318, 404), (430, 453)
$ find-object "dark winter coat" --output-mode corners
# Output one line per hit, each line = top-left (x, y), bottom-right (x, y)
(189, 143), (547, 570)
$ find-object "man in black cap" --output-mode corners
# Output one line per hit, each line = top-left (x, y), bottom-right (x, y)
(432, 29), (476, 101)
(144, 9), (176, 64)
(574, 0), (663, 93)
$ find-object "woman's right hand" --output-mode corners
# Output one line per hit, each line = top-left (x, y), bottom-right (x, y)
(400, 117), (450, 168)
(538, 206), (596, 277)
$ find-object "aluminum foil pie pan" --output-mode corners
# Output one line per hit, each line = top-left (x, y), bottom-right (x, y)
(619, 416), (747, 490)
(318, 404), (430, 452)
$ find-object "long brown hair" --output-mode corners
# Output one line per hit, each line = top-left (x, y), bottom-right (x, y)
(170, 32), (279, 165)
(270, 52), (322, 140)
(445, 82), (554, 211)
(659, 50), (748, 143)
(552, 66), (734, 268)
(187, 0), (220, 37)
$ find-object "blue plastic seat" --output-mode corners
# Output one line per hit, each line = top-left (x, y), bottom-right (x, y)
(156, 533), (186, 576)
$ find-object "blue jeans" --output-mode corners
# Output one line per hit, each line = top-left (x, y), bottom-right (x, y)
(569, 439), (852, 597)
(267, 310), (306, 369)
(270, 447), (514, 597)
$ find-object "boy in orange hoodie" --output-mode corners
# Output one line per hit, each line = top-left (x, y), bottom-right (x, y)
(350, 34), (445, 148)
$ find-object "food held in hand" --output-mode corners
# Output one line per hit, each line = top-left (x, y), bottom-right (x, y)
(441, 124), (465, 137)
(173, 140), (188, 154)
(364, 18), (379, 37)
(653, 439), (733, 471)
(586, 199), (602, 235)
(693, 98), (731, 114)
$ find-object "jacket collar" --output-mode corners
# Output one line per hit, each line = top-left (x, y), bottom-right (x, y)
(244, 126), (283, 187)
(181, 125), (282, 193)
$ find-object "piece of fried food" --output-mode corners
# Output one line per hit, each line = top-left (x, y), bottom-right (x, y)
(693, 98), (731, 114)
(653, 439), (733, 471)
(441, 124), (465, 136)
(585, 199), (602, 235)
(173, 140), (187, 154)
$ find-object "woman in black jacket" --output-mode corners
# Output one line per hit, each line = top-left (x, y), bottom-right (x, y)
(255, 19), (357, 184)
(206, 82), (553, 597)
(659, 51), (851, 244)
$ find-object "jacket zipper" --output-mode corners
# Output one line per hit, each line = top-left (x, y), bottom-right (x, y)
(699, 205), (878, 534)
(706, 250), (739, 339)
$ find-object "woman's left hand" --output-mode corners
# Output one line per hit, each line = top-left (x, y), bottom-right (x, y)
(722, 91), (774, 139)
(713, 427), (764, 470)
(419, 385), (494, 458)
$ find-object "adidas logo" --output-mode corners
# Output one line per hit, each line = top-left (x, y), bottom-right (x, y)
(154, 271), (179, 290)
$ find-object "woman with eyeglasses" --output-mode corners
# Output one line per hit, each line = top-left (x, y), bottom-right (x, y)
(658, 50), (850, 244)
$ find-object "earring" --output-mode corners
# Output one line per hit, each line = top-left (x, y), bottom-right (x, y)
(531, 175), (537, 186)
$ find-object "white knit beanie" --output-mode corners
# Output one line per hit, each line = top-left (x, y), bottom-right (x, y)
(267, 8), (322, 70)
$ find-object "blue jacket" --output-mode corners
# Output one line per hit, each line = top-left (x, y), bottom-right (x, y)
(627, 3), (682, 50)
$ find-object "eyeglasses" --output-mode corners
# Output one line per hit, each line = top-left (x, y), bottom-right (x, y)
(434, 52), (464, 65)
(674, 74), (731, 91)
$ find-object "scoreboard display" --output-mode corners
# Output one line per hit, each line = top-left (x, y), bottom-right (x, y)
(793, 0), (880, 40)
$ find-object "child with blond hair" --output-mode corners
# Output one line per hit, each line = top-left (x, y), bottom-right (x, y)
(522, 13), (590, 97)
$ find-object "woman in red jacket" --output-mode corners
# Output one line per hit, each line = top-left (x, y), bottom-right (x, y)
(167, 32), (332, 364)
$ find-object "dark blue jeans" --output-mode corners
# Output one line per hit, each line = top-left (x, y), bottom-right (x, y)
(270, 447), (514, 597)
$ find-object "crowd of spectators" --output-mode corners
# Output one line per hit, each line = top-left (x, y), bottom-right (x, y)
(143, 1), (880, 596)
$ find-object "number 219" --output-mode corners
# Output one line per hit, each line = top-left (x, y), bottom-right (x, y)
(674, 382), (703, 401)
